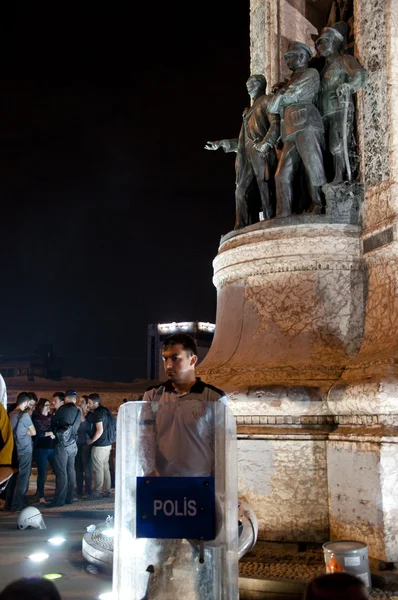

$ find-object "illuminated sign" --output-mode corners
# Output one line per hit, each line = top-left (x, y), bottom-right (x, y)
(157, 321), (215, 334)
(198, 322), (216, 333)
(158, 322), (193, 333)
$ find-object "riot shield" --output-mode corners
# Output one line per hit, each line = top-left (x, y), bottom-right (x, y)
(113, 400), (238, 600)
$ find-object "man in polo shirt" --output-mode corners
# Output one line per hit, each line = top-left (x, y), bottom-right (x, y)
(87, 393), (112, 499)
(142, 333), (227, 477)
(138, 334), (227, 597)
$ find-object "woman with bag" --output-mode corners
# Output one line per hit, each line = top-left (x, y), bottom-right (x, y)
(32, 399), (56, 505)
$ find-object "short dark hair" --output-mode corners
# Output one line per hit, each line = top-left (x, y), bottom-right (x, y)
(88, 392), (101, 404)
(28, 392), (38, 402)
(16, 392), (30, 406)
(162, 333), (197, 356)
(52, 392), (65, 401)
(305, 573), (367, 600)
(0, 577), (61, 600)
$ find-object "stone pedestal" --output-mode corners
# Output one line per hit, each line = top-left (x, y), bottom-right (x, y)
(198, 214), (398, 558)
(200, 218), (364, 390)
(198, 217), (364, 543)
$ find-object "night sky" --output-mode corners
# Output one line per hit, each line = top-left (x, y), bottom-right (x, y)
(0, 4), (250, 382)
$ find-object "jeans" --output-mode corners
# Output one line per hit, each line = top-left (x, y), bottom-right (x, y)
(91, 445), (111, 494)
(33, 448), (55, 498)
(53, 442), (77, 505)
(75, 443), (92, 496)
(9, 453), (32, 511)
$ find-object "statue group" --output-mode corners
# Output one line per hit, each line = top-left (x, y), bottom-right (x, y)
(205, 22), (367, 230)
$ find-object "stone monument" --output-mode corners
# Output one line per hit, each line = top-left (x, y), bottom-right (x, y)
(200, 0), (398, 563)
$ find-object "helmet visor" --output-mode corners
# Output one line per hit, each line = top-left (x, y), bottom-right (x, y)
(32, 514), (47, 530)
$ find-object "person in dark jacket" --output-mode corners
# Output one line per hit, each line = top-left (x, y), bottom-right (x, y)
(48, 390), (81, 508)
(32, 398), (55, 505)
(75, 398), (93, 498)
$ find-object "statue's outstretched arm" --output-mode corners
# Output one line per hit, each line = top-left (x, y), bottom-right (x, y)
(205, 139), (238, 153)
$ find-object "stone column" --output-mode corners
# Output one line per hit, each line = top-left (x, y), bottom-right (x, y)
(325, 0), (398, 562)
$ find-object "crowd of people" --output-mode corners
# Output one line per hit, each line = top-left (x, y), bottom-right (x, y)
(2, 389), (116, 511)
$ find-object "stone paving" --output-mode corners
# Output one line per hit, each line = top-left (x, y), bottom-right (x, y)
(240, 541), (398, 599)
(0, 510), (112, 600)
(1, 469), (398, 598)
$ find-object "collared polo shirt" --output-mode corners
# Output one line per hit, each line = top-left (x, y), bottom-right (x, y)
(141, 378), (227, 477)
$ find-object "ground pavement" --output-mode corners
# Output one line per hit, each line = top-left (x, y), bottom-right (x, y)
(1, 470), (397, 599)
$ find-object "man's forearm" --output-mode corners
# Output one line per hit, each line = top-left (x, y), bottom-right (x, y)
(90, 429), (102, 443)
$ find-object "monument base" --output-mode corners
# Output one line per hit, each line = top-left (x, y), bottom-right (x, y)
(197, 217), (398, 560)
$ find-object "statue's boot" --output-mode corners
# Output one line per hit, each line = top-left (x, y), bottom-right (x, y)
(275, 180), (292, 218)
(259, 181), (274, 219)
(235, 189), (250, 229)
(310, 203), (322, 215)
(308, 186), (323, 215)
(332, 154), (345, 184)
(234, 219), (247, 230)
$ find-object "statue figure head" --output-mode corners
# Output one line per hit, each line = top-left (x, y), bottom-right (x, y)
(283, 41), (312, 72)
(246, 74), (266, 99)
(316, 22), (348, 57)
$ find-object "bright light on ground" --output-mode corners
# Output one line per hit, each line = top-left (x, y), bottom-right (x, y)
(98, 592), (114, 600)
(48, 537), (66, 546)
(28, 552), (49, 563)
(43, 573), (63, 581)
(103, 528), (114, 538)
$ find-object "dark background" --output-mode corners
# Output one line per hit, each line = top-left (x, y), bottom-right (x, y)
(0, 4), (250, 381)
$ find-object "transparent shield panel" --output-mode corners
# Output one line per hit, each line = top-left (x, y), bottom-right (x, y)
(113, 401), (238, 600)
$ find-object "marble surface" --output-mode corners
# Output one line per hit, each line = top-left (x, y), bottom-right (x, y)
(327, 440), (398, 562)
(328, 377), (398, 416)
(238, 438), (329, 542)
(356, 0), (389, 189)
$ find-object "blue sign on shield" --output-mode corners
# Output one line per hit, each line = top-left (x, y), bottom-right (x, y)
(136, 476), (216, 540)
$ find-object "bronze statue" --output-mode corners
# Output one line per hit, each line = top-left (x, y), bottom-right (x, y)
(315, 23), (367, 183)
(267, 41), (326, 217)
(205, 74), (280, 229)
